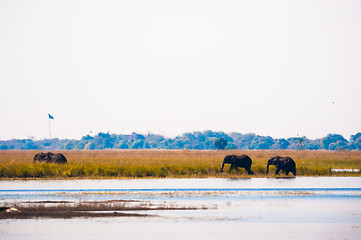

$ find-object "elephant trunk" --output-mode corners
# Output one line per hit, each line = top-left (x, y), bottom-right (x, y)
(266, 164), (269, 174)
(220, 163), (225, 173)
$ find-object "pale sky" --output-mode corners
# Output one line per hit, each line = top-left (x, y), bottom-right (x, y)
(1, 0), (360, 140)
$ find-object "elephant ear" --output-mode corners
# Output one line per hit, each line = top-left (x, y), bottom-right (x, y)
(269, 156), (277, 164)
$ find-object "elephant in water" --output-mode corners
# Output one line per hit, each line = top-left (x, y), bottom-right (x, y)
(266, 156), (296, 176)
(34, 152), (67, 164)
(221, 155), (254, 175)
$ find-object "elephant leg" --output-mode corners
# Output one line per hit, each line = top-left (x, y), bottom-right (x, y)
(229, 164), (235, 172)
(220, 163), (225, 172)
(245, 167), (254, 175)
(285, 171), (289, 176)
(275, 167), (281, 175)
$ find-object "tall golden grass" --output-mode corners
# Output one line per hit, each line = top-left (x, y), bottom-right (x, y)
(0, 150), (360, 179)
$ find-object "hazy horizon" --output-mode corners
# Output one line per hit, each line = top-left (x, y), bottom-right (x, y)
(1, 129), (359, 142)
(1, 0), (360, 141)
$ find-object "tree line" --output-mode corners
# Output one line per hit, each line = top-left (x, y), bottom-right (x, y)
(1, 131), (361, 151)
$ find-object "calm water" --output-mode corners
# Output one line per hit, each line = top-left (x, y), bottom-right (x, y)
(1, 177), (361, 240)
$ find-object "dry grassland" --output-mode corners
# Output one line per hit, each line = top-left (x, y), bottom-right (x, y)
(0, 150), (360, 178)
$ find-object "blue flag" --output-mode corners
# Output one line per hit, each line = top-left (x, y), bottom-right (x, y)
(48, 113), (54, 120)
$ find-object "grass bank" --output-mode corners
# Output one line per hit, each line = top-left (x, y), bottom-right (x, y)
(0, 150), (360, 179)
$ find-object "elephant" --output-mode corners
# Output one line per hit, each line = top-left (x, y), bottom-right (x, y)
(34, 152), (68, 164)
(220, 155), (254, 175)
(266, 156), (296, 176)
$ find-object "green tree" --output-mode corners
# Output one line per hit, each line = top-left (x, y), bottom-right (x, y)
(297, 136), (305, 150)
(354, 137), (361, 150)
(329, 140), (348, 150)
(250, 136), (274, 149)
(273, 138), (290, 150)
(350, 133), (361, 142)
(116, 140), (129, 149)
(321, 134), (347, 149)
(64, 140), (75, 150)
(130, 140), (144, 149)
(213, 137), (227, 150)
(0, 144), (9, 150)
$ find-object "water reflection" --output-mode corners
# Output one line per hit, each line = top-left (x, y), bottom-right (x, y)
(1, 177), (361, 240)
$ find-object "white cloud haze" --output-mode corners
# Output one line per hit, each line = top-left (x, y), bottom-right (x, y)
(0, 0), (360, 140)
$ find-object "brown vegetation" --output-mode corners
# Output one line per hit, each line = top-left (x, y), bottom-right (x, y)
(0, 199), (201, 219)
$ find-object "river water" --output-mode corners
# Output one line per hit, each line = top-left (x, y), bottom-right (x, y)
(1, 177), (361, 239)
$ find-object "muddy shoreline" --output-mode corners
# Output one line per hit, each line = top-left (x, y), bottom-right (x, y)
(0, 200), (203, 219)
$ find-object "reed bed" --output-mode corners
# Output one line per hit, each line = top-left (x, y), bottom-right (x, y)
(0, 150), (360, 179)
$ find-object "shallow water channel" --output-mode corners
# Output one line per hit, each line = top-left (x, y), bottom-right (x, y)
(1, 177), (361, 240)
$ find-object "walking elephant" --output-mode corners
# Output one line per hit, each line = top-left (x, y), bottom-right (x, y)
(221, 155), (254, 175)
(34, 152), (68, 164)
(266, 156), (296, 176)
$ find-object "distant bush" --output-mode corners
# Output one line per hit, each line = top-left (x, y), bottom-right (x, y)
(1, 131), (360, 151)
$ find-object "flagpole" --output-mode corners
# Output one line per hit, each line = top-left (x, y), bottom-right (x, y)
(48, 113), (55, 139)
(48, 115), (51, 139)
